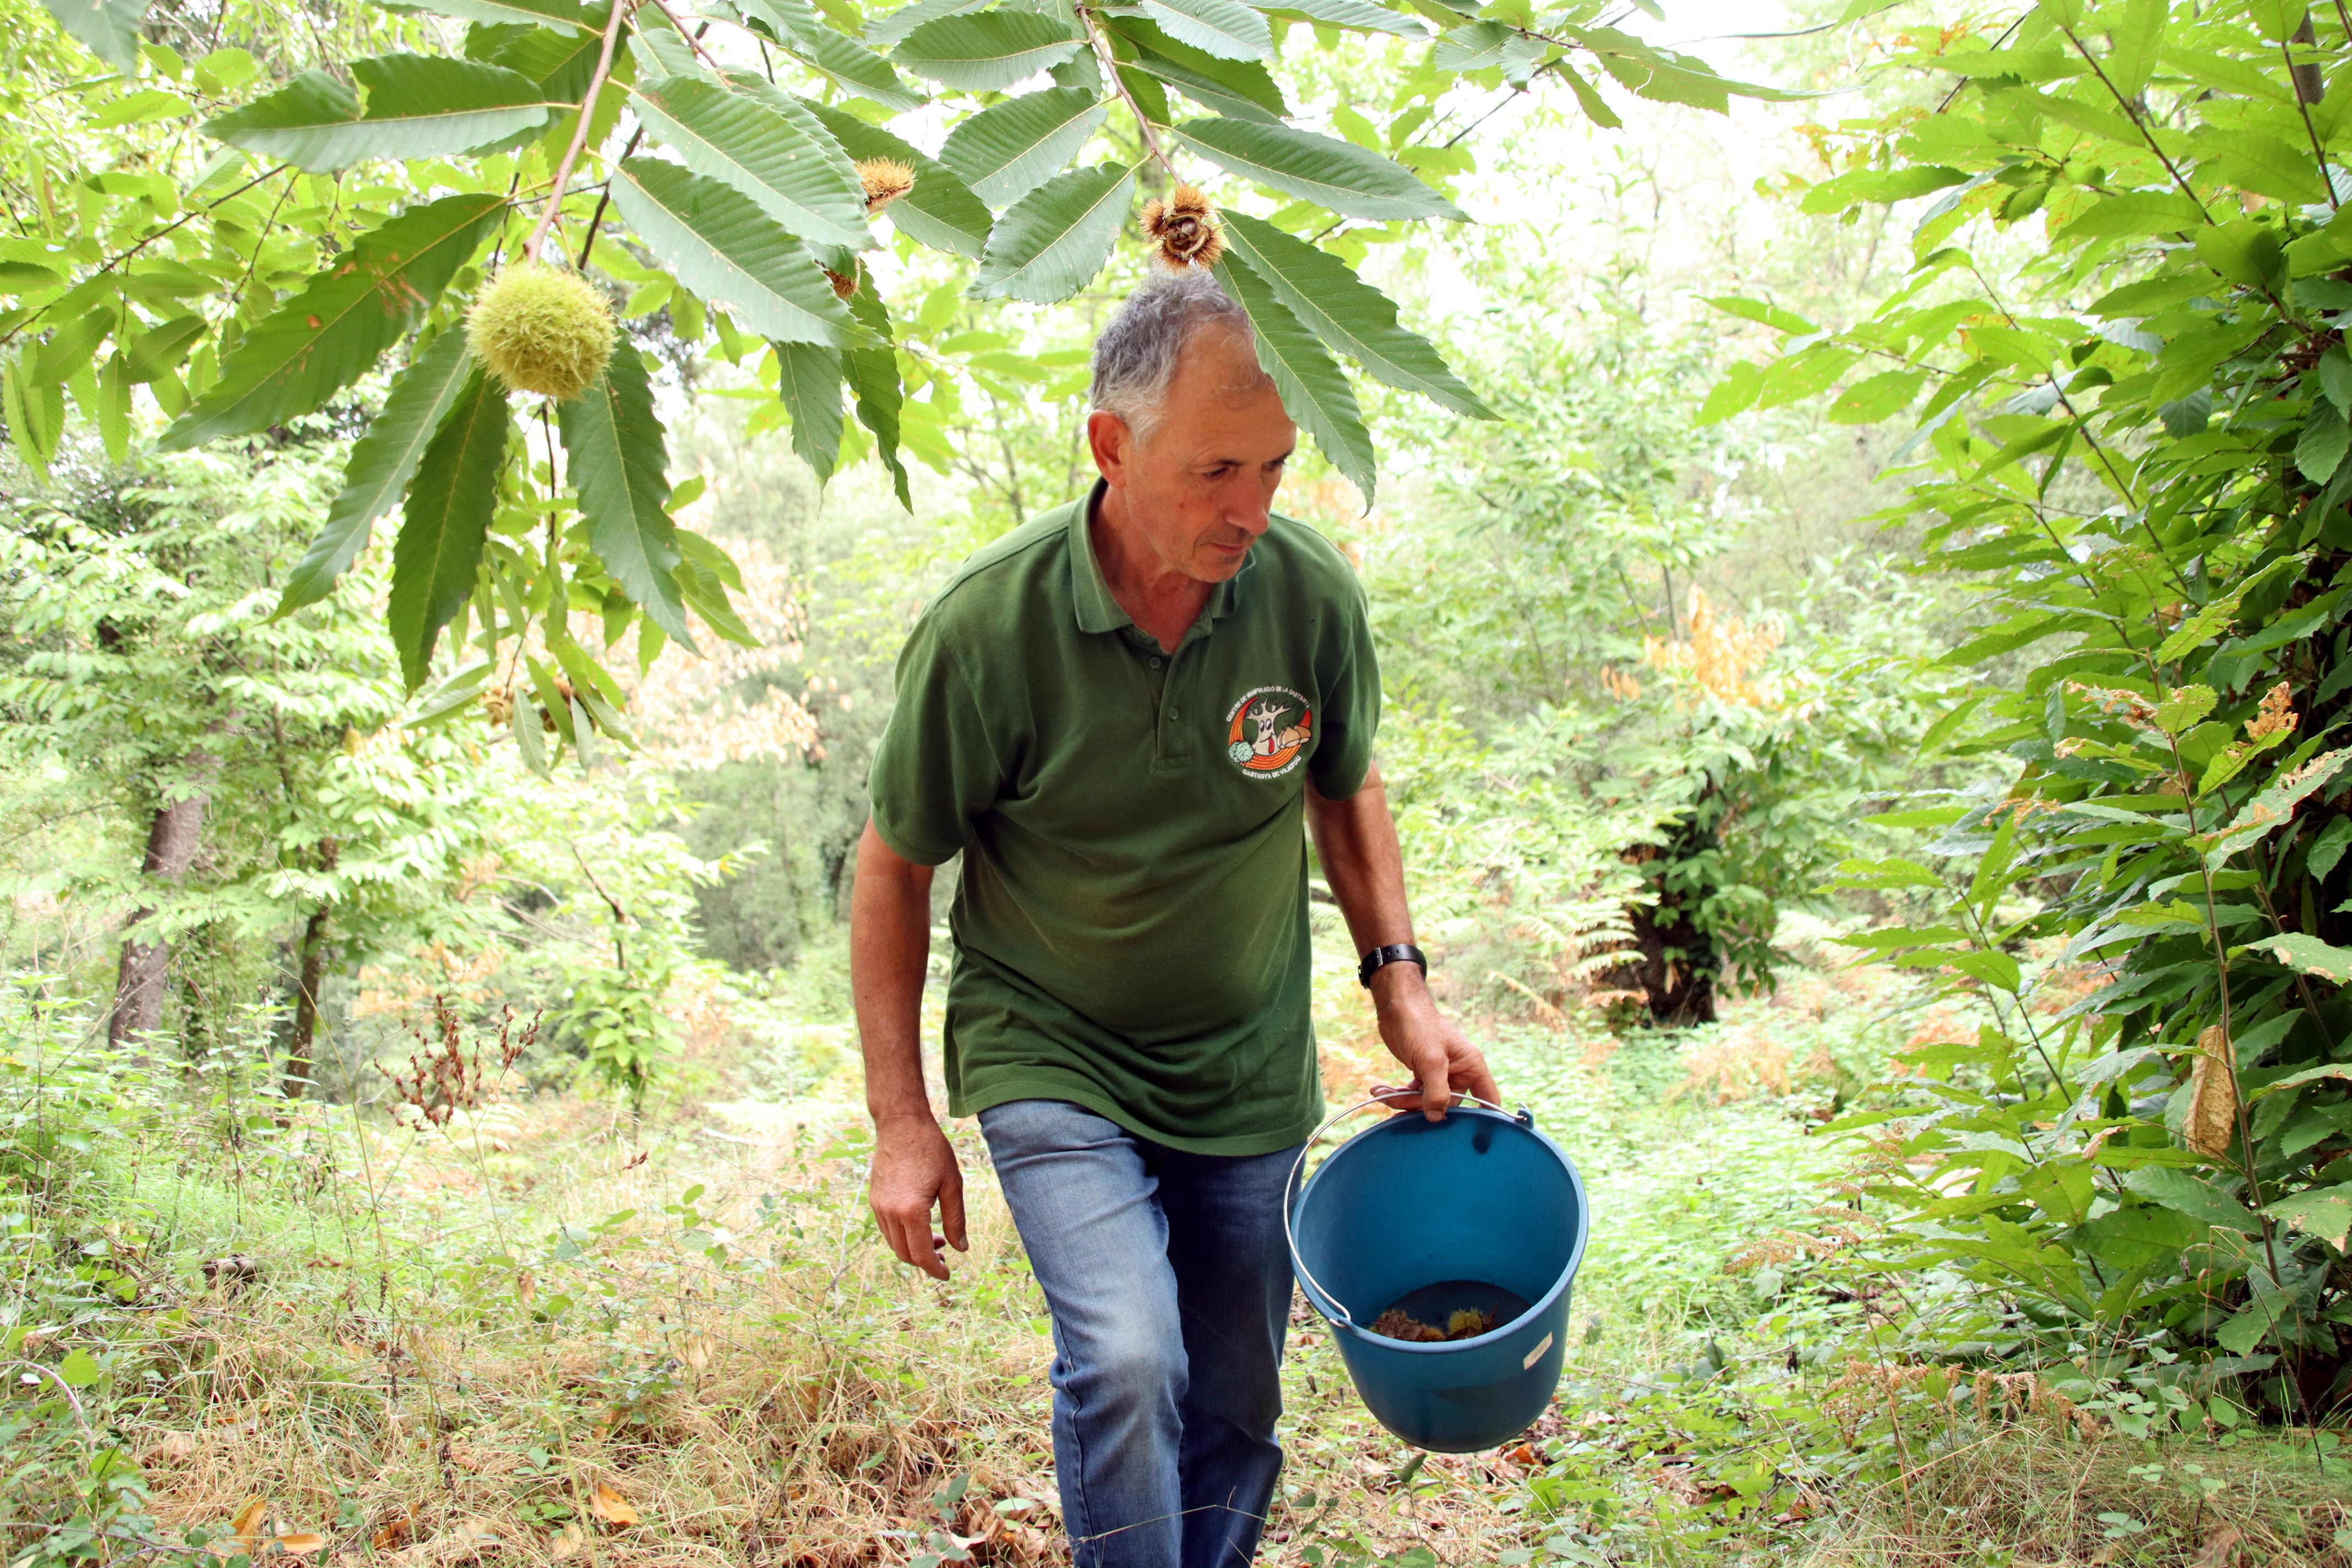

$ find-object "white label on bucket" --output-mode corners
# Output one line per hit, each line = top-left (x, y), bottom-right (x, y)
(1522, 1332), (1554, 1370)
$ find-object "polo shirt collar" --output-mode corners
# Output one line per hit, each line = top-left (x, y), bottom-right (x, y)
(1068, 479), (1255, 637)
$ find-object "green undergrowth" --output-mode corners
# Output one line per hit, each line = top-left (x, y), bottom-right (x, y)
(6, 980), (2351, 1567)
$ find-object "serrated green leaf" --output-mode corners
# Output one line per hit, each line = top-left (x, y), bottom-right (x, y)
(609, 157), (863, 346)
(205, 55), (554, 172)
(1433, 20), (1539, 73)
(161, 192), (504, 450)
(1117, 60), (1173, 121)
(2108, 0), (2164, 94)
(37, 0), (146, 72)
(1555, 61), (1621, 128)
(628, 18), (700, 77)
(2246, 0), (2308, 42)
(2267, 1185), (2352, 1249)
(486, 10), (622, 100)
(2153, 683), (2216, 736)
(91, 88), (194, 128)
(2299, 399), (2349, 483)
(676, 530), (759, 645)
(1830, 855), (1945, 890)
(389, 366), (508, 689)
(1109, 14), (1288, 121)
(798, 96), (992, 258)
(2054, 190), (2206, 239)
(1254, 0), (1424, 38)
(1799, 164), (1969, 216)
(32, 309), (116, 389)
(705, 70), (856, 187)
(1946, 947), (2022, 991)
(2122, 1166), (2261, 1233)
(2320, 346), (2352, 415)
(561, 346), (695, 649)
(2310, 815), (2352, 880)
(2195, 127), (2327, 205)
(773, 340), (844, 481)
(2242, 931), (2352, 983)
(1139, 0), (1270, 60)
(631, 77), (873, 249)
(1215, 251), (1376, 502)
(744, 0), (929, 110)
(120, 314), (206, 383)
(1707, 295), (1815, 334)
(864, 0), (990, 46)
(971, 163), (1132, 304)
(843, 277), (910, 509)
(514, 685), (550, 773)
(529, 653), (573, 749)
(2077, 1203), (2203, 1273)
(278, 327), (476, 618)
(1827, 367), (1927, 424)
(389, 0), (584, 33)
(894, 10), (1085, 91)
(940, 87), (1107, 208)
(1216, 211), (1489, 418)
(1571, 24), (1792, 108)
(56, 1348), (102, 1388)
(1175, 117), (1464, 221)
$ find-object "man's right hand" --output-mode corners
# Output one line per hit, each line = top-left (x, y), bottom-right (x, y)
(870, 1114), (968, 1280)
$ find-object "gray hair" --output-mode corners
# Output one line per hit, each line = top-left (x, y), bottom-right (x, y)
(1090, 270), (1255, 444)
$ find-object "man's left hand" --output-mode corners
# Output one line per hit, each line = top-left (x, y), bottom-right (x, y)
(1365, 968), (1499, 1121)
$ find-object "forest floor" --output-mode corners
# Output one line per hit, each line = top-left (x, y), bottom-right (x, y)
(18, 951), (2352, 1567)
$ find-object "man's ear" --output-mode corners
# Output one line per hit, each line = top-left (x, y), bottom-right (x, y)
(1086, 410), (1130, 488)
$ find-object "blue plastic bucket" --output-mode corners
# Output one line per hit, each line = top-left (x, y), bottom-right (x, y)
(1286, 1099), (1588, 1453)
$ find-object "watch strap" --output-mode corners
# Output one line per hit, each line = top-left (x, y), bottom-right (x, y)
(1358, 943), (1428, 988)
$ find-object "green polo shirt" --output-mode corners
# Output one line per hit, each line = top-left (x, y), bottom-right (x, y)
(867, 482), (1380, 1156)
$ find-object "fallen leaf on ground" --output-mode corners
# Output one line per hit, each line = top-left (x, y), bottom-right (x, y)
(549, 1523), (584, 1561)
(589, 1483), (639, 1526)
(274, 1534), (328, 1555)
(371, 1508), (414, 1551)
(231, 1499), (270, 1546)
(2196, 1525), (2241, 1567)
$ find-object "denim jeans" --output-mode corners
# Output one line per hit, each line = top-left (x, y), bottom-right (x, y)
(978, 1099), (1303, 1568)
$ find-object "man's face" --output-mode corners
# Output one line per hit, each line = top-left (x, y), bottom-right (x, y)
(1090, 330), (1297, 584)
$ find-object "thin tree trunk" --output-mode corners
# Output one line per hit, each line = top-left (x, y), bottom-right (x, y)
(281, 901), (332, 1100)
(108, 782), (212, 1049)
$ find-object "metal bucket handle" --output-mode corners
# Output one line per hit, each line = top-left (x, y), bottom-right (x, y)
(1283, 1091), (1532, 1330)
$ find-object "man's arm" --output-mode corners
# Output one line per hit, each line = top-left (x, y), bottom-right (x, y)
(850, 818), (967, 1279)
(1305, 764), (1500, 1120)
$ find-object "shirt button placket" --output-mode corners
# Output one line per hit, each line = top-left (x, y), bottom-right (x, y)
(1162, 645), (1190, 760)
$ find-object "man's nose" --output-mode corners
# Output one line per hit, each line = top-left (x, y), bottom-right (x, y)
(1227, 484), (1272, 536)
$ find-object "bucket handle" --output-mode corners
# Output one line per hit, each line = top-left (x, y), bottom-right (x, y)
(1283, 1092), (1531, 1330)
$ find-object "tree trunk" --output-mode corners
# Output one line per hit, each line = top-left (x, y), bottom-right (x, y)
(280, 901), (333, 1100)
(1624, 896), (1718, 1027)
(108, 783), (212, 1049)
(1618, 804), (1723, 1027)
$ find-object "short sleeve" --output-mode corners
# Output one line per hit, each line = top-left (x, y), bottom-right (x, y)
(867, 612), (1004, 865)
(1309, 576), (1380, 799)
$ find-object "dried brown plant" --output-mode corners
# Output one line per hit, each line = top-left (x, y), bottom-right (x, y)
(377, 998), (540, 1127)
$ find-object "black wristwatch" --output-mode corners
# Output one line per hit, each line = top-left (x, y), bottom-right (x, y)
(1358, 943), (1428, 988)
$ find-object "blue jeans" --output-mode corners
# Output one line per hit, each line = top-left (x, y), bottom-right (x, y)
(978, 1099), (1303, 1568)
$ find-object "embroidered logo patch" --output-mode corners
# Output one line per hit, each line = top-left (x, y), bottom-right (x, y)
(1226, 685), (1313, 778)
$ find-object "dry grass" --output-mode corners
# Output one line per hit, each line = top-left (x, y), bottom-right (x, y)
(34, 971), (2352, 1568)
(1798, 1426), (2352, 1566)
(109, 1089), (1530, 1568)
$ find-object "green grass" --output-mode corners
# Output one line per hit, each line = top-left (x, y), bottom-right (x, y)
(5, 971), (2350, 1567)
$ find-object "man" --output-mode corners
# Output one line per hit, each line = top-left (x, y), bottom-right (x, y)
(851, 270), (1498, 1568)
